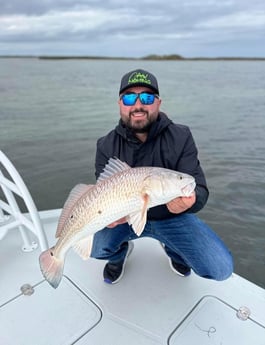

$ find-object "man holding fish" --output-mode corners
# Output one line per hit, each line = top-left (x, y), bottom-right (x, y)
(39, 69), (233, 288)
(91, 69), (233, 284)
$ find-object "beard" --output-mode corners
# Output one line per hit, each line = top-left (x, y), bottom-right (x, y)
(121, 108), (157, 134)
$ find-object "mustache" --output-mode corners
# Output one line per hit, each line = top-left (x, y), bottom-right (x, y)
(129, 108), (148, 116)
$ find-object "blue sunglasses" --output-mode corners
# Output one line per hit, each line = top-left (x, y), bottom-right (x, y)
(120, 92), (159, 106)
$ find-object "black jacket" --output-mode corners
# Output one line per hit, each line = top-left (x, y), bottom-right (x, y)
(95, 112), (209, 220)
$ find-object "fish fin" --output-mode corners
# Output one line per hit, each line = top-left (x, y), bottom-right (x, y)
(97, 158), (131, 183)
(72, 235), (94, 260)
(39, 247), (64, 289)
(127, 193), (149, 236)
(56, 184), (94, 238)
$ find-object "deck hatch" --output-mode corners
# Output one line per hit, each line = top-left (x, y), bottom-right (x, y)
(1, 277), (102, 345)
(169, 296), (265, 345)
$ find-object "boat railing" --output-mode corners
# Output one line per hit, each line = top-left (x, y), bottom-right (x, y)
(0, 150), (48, 252)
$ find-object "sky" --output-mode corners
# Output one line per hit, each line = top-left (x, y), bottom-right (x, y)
(0, 0), (264, 58)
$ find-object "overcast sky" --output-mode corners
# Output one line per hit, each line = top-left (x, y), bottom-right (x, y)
(0, 0), (264, 57)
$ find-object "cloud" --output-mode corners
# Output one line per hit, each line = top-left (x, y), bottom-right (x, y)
(0, 9), (121, 41)
(0, 0), (264, 57)
(198, 10), (265, 29)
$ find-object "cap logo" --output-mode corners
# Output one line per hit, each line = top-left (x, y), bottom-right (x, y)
(128, 72), (151, 85)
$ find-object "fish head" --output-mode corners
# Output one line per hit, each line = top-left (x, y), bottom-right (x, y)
(144, 169), (196, 205)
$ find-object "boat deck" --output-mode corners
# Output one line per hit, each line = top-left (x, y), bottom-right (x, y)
(1, 210), (265, 345)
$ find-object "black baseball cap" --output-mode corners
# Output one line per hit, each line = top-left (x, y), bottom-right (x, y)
(119, 69), (159, 95)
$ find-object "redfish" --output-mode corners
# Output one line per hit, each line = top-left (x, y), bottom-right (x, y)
(39, 158), (195, 288)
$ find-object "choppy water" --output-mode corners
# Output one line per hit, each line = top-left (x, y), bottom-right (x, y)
(1, 58), (265, 288)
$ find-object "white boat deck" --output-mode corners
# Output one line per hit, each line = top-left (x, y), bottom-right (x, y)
(1, 210), (265, 345)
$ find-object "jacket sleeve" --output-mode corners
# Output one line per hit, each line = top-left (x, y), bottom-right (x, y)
(187, 185), (209, 213)
(173, 127), (209, 213)
(95, 136), (111, 179)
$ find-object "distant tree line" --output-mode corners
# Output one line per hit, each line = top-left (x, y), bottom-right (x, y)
(0, 55), (264, 61)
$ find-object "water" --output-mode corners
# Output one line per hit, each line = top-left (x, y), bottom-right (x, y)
(1, 58), (265, 288)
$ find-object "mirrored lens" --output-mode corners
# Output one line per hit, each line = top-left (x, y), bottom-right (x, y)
(139, 93), (155, 105)
(122, 93), (138, 105)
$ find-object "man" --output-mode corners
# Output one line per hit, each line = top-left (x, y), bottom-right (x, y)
(91, 68), (233, 284)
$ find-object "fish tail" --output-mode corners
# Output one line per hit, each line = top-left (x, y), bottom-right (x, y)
(39, 247), (64, 289)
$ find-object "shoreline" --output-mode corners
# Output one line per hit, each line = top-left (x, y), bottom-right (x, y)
(0, 55), (265, 61)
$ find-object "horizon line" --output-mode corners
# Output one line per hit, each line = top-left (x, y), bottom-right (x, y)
(0, 54), (265, 61)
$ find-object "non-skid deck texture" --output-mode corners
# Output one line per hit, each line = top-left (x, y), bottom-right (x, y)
(1, 214), (265, 344)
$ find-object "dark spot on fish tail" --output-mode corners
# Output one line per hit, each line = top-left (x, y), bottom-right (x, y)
(70, 215), (74, 219)
(50, 251), (54, 256)
(98, 210), (102, 214)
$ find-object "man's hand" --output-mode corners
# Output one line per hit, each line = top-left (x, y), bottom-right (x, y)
(166, 192), (196, 214)
(107, 217), (127, 228)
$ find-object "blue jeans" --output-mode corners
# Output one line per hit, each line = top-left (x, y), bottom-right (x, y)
(91, 213), (233, 281)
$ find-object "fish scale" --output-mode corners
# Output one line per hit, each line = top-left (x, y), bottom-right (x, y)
(39, 158), (196, 288)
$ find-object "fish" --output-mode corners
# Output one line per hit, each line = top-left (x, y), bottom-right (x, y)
(39, 158), (196, 288)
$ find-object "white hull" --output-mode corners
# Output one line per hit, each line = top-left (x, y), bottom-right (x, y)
(1, 209), (265, 345)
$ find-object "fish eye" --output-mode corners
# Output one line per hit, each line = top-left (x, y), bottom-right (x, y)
(179, 175), (183, 180)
